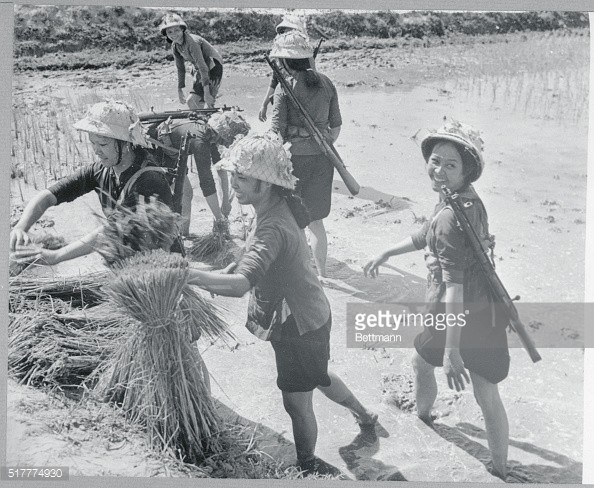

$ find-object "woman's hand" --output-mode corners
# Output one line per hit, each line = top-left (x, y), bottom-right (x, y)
(220, 198), (232, 218)
(363, 253), (388, 278)
(204, 86), (216, 108)
(178, 88), (186, 105)
(11, 246), (62, 267)
(258, 103), (269, 122)
(443, 348), (470, 391)
(10, 228), (31, 251)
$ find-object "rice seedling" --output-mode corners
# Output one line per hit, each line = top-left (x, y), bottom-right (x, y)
(8, 303), (130, 387)
(95, 250), (233, 463)
(9, 234), (67, 277)
(95, 197), (183, 267)
(189, 219), (232, 264)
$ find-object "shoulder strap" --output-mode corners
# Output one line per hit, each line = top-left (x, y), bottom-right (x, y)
(117, 163), (167, 206)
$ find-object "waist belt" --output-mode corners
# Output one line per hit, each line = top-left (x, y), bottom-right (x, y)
(287, 126), (311, 139)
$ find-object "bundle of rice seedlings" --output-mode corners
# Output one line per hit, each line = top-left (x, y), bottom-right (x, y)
(9, 234), (67, 276)
(9, 271), (108, 313)
(96, 197), (182, 266)
(95, 250), (232, 463)
(8, 304), (129, 387)
(189, 219), (231, 263)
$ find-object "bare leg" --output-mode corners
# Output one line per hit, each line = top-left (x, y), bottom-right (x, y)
(317, 371), (376, 424)
(308, 219), (328, 278)
(205, 193), (224, 221)
(470, 371), (509, 479)
(179, 178), (193, 236)
(412, 351), (438, 422)
(282, 390), (317, 464)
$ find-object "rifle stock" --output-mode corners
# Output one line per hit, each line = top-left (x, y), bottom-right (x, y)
(441, 186), (541, 363)
(264, 55), (360, 196)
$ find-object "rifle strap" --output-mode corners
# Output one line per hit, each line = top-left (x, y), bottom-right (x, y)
(117, 162), (167, 206)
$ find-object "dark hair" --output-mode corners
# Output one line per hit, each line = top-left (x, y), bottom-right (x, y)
(284, 58), (320, 88)
(430, 140), (480, 186)
(272, 185), (310, 228)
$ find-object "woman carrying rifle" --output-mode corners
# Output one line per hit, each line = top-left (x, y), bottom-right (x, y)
(160, 13), (223, 110)
(187, 133), (376, 476)
(270, 31), (341, 279)
(258, 14), (314, 122)
(364, 120), (510, 480)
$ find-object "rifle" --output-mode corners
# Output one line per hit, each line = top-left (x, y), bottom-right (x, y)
(171, 131), (192, 215)
(139, 105), (242, 124)
(441, 185), (542, 363)
(264, 54), (360, 196)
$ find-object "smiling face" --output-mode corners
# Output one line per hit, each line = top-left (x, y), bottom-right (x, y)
(230, 172), (269, 206)
(165, 25), (184, 44)
(426, 141), (467, 193)
(88, 133), (122, 167)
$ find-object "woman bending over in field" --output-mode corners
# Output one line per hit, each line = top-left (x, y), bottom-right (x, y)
(160, 13), (223, 109)
(364, 120), (510, 480)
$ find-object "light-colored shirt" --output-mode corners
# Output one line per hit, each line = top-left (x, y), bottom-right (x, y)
(271, 70), (342, 156)
(173, 32), (223, 89)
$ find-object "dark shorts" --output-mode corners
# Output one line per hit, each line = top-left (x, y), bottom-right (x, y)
(191, 59), (223, 101)
(291, 154), (334, 221)
(271, 314), (332, 393)
(414, 303), (510, 384)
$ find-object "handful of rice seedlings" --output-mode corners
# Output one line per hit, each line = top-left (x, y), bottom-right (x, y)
(189, 218), (231, 264)
(9, 234), (67, 277)
(95, 250), (232, 463)
(96, 197), (182, 266)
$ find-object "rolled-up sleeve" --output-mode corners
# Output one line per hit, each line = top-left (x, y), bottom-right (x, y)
(174, 46), (186, 89)
(271, 89), (288, 140)
(433, 209), (467, 284)
(48, 165), (97, 205)
(234, 225), (283, 287)
(411, 220), (430, 250)
(328, 83), (342, 129)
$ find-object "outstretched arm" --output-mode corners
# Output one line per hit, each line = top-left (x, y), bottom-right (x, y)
(188, 268), (251, 298)
(363, 236), (417, 278)
(10, 190), (57, 250)
(12, 226), (102, 266)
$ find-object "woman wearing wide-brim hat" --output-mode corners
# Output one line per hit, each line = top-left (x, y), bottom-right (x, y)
(159, 13), (223, 109)
(364, 120), (511, 480)
(270, 31), (340, 279)
(258, 14), (315, 122)
(10, 100), (177, 265)
(187, 132), (377, 476)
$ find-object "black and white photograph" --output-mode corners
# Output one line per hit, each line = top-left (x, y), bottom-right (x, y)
(5, 2), (591, 484)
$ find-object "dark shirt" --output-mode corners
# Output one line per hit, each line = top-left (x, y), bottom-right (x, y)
(411, 185), (493, 310)
(234, 198), (331, 340)
(48, 152), (173, 216)
(148, 119), (218, 173)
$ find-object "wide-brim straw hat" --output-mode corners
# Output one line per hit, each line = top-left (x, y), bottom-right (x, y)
(276, 14), (307, 34)
(270, 31), (313, 59)
(73, 100), (151, 148)
(159, 13), (187, 36)
(214, 132), (298, 190)
(207, 111), (251, 148)
(421, 119), (485, 182)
